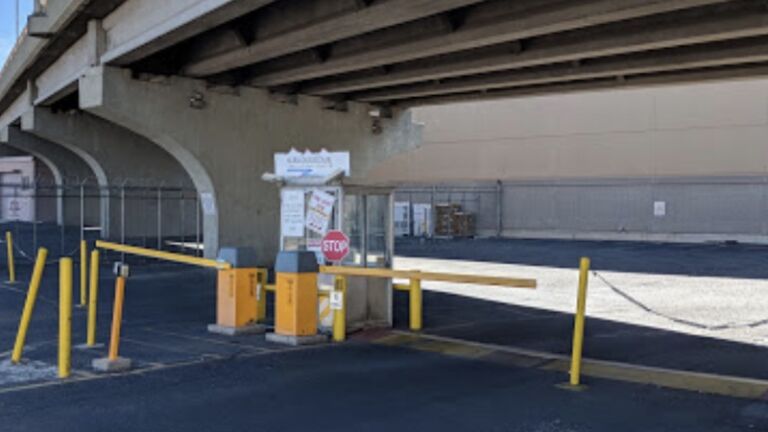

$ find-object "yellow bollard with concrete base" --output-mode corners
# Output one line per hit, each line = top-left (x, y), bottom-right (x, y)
(266, 251), (328, 346)
(92, 263), (132, 372)
(208, 247), (265, 336)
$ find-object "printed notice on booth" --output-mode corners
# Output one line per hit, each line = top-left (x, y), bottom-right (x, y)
(306, 190), (335, 235)
(281, 189), (305, 237)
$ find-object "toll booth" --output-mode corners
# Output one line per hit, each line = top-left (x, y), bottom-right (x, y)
(275, 179), (394, 332)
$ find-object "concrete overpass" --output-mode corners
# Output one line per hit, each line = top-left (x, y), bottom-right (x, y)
(1, 0), (766, 260)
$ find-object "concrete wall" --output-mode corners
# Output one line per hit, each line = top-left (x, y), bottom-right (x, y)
(81, 66), (420, 261)
(380, 78), (768, 243)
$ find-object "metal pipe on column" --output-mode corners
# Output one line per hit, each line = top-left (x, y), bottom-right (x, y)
(156, 185), (162, 251)
(496, 180), (503, 237)
(120, 182), (126, 262)
(179, 188), (185, 253)
(195, 192), (200, 257)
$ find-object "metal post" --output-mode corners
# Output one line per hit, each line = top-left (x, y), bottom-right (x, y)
(32, 180), (38, 252)
(120, 183), (126, 261)
(256, 268), (267, 322)
(410, 273), (422, 331)
(195, 192), (201, 257)
(80, 182), (85, 244)
(156, 186), (162, 251)
(60, 184), (66, 255)
(496, 180), (503, 237)
(569, 257), (591, 387)
(11, 248), (48, 363)
(108, 275), (126, 361)
(59, 257), (73, 378)
(87, 250), (100, 346)
(79, 240), (87, 306)
(180, 189), (185, 252)
(430, 186), (436, 238)
(6, 231), (15, 283)
(332, 275), (347, 342)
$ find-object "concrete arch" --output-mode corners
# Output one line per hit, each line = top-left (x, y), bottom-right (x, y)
(2, 126), (102, 227)
(21, 108), (196, 241)
(79, 106), (218, 256)
(5, 145), (64, 224)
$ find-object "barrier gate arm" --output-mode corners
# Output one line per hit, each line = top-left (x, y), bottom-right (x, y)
(320, 265), (537, 333)
(95, 241), (232, 270)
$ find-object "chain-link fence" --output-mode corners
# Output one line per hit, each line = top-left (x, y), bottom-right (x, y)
(395, 182), (503, 238)
(0, 178), (201, 264)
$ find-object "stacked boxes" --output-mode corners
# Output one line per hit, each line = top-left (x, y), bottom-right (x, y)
(434, 203), (475, 238)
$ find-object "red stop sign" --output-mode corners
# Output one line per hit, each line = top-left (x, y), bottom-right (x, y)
(321, 230), (350, 262)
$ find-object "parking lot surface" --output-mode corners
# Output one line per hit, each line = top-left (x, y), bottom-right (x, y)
(0, 238), (765, 430)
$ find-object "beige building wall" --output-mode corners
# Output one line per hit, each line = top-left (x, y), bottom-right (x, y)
(370, 79), (768, 182)
(380, 78), (768, 244)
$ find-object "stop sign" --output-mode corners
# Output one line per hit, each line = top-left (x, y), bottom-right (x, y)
(321, 230), (350, 262)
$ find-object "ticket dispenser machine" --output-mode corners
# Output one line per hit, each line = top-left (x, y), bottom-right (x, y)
(265, 250), (329, 345)
(276, 178), (394, 332)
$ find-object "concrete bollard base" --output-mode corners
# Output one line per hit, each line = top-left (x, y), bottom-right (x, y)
(207, 323), (267, 336)
(92, 357), (131, 372)
(265, 333), (328, 346)
(75, 343), (105, 350)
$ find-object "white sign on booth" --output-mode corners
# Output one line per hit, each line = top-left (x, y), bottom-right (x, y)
(305, 190), (335, 235)
(275, 149), (350, 178)
(281, 189), (305, 237)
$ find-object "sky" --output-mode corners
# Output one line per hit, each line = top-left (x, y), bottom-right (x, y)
(0, 0), (35, 69)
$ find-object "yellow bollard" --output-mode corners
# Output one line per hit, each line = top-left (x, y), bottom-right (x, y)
(332, 275), (347, 342)
(108, 275), (126, 361)
(11, 248), (48, 364)
(79, 240), (87, 307)
(410, 274), (422, 331)
(86, 250), (100, 346)
(59, 258), (73, 379)
(6, 231), (15, 283)
(569, 257), (591, 387)
(256, 268), (268, 322)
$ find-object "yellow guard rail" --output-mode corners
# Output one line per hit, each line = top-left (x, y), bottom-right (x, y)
(319, 265), (537, 333)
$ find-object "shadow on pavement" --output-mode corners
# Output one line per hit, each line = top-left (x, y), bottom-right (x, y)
(396, 237), (768, 279)
(393, 288), (768, 380)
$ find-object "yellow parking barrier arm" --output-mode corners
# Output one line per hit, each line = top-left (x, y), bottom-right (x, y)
(410, 274), (422, 332)
(6, 231), (15, 283)
(80, 240), (87, 307)
(108, 275), (127, 361)
(96, 240), (231, 270)
(332, 275), (347, 342)
(569, 257), (591, 387)
(87, 250), (100, 346)
(256, 268), (268, 322)
(59, 258), (73, 378)
(320, 265), (536, 289)
(11, 248), (48, 363)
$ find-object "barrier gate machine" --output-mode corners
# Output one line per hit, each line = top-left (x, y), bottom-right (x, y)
(267, 149), (394, 333)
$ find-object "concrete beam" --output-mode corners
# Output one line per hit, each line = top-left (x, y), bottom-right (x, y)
(183, 0), (486, 77)
(396, 61), (768, 107)
(248, 0), (729, 87)
(102, 0), (277, 65)
(354, 36), (768, 102)
(304, 2), (768, 95)
(79, 66), (421, 260)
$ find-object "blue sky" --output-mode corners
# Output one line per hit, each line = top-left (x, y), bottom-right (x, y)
(0, 0), (35, 68)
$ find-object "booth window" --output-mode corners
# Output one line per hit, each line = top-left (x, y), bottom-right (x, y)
(343, 194), (365, 266)
(366, 195), (388, 267)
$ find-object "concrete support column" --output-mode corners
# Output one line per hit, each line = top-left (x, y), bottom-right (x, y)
(80, 66), (421, 261)
(21, 107), (195, 239)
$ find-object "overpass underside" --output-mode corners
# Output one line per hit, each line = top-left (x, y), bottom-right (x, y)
(1, 0), (768, 260)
